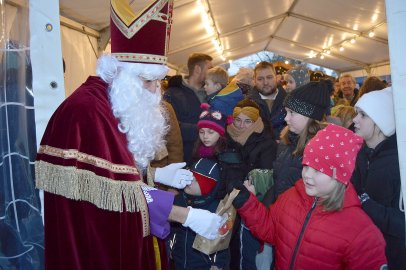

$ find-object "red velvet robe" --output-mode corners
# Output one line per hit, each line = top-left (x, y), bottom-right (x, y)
(36, 76), (169, 270)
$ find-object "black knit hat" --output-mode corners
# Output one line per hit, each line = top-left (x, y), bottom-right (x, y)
(283, 80), (332, 120)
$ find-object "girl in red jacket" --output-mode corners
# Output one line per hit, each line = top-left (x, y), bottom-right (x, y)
(232, 124), (387, 270)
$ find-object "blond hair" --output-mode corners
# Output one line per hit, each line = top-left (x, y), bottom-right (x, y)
(319, 181), (346, 211)
(332, 105), (356, 128)
(206, 66), (229, 88)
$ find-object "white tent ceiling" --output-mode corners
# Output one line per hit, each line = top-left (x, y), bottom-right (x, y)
(59, 0), (389, 73)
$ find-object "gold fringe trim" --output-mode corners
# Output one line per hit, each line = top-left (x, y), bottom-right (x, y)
(146, 165), (156, 187)
(35, 160), (147, 212)
(35, 160), (151, 236)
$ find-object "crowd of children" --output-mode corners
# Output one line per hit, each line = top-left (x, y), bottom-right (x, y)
(161, 62), (404, 270)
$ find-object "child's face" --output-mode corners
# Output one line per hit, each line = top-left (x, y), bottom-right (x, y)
(353, 108), (378, 143)
(199, 128), (221, 147)
(184, 178), (202, 196)
(204, 79), (220, 95)
(284, 74), (296, 93)
(284, 108), (310, 134)
(302, 166), (338, 198)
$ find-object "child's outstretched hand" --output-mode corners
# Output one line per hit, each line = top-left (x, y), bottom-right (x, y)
(243, 179), (256, 195)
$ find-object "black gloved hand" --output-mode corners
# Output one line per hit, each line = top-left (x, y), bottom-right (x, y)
(227, 180), (251, 209)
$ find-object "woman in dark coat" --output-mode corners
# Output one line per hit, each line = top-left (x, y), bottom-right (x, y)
(352, 87), (405, 270)
(224, 98), (277, 270)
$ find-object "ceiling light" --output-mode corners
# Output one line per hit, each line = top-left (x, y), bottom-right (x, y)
(326, 49), (331, 55)
(368, 30), (375, 37)
(339, 46), (344, 52)
(320, 54), (325, 59)
(350, 37), (356, 44)
(284, 60), (289, 64)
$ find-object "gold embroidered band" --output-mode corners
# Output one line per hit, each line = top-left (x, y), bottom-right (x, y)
(38, 145), (139, 175)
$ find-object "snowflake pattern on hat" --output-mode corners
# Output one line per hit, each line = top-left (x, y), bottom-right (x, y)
(302, 124), (364, 185)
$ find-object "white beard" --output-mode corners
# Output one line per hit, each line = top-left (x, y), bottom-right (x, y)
(96, 55), (169, 169)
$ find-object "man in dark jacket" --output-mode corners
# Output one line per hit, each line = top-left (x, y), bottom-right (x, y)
(248, 61), (286, 140)
(164, 53), (213, 166)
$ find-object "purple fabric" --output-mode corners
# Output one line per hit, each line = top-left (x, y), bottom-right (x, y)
(142, 186), (175, 239)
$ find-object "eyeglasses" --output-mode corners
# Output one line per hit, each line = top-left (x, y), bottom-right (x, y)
(234, 118), (254, 126)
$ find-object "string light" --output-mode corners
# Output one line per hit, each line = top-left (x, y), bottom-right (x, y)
(197, 0), (226, 61)
(304, 21), (381, 61)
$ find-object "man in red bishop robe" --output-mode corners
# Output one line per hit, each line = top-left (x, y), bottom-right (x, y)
(35, 1), (222, 269)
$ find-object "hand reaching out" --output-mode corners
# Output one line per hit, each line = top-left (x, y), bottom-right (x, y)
(155, 162), (193, 189)
(244, 179), (256, 195)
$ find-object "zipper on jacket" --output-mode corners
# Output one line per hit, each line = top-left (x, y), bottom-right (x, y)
(289, 197), (318, 270)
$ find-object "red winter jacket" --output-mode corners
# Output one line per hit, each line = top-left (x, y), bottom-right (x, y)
(238, 180), (387, 270)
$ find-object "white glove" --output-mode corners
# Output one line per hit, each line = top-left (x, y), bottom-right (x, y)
(183, 207), (222, 240)
(155, 162), (193, 189)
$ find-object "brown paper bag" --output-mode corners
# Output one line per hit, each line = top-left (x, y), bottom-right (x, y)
(192, 189), (239, 255)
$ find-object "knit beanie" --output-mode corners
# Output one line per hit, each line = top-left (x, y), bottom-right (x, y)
(198, 104), (228, 136)
(191, 158), (220, 196)
(355, 87), (395, 136)
(302, 124), (364, 185)
(287, 66), (310, 88)
(284, 80), (332, 120)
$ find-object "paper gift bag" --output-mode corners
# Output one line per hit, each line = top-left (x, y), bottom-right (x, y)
(192, 189), (239, 255)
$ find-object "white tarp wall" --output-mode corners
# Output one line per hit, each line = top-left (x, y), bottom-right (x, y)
(345, 64), (392, 80)
(385, 0), (406, 231)
(31, 0), (65, 143)
(60, 19), (98, 96)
